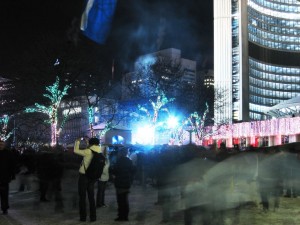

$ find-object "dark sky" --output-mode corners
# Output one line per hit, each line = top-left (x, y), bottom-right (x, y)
(0, 0), (213, 78)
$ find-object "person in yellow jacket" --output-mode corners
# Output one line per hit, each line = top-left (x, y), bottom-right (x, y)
(96, 145), (110, 207)
(74, 137), (101, 222)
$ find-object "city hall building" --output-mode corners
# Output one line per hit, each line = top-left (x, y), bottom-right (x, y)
(214, 0), (300, 124)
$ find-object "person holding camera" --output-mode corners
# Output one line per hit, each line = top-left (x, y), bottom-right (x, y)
(74, 137), (101, 222)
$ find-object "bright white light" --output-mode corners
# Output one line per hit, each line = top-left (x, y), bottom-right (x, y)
(167, 116), (178, 129)
(133, 125), (155, 145)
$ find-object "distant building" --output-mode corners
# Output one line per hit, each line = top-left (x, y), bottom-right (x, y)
(0, 76), (15, 114)
(59, 82), (125, 145)
(58, 96), (89, 145)
(122, 48), (197, 100)
(201, 69), (214, 89)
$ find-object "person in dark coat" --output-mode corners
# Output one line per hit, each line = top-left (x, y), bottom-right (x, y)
(18, 148), (36, 192)
(111, 147), (135, 221)
(36, 151), (54, 202)
(0, 140), (16, 215)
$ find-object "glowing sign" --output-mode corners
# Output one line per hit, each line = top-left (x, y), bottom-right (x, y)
(62, 107), (82, 116)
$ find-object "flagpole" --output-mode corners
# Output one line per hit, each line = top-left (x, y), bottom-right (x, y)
(112, 59), (115, 80)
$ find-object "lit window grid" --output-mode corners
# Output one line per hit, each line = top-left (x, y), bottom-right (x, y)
(248, 58), (300, 120)
(250, 76), (300, 91)
(249, 59), (300, 101)
(249, 58), (300, 74)
(271, 0), (300, 4)
(249, 16), (300, 36)
(248, 0), (300, 19)
(248, 5), (300, 51)
(249, 26), (300, 52)
(248, 7), (300, 30)
(250, 0), (300, 14)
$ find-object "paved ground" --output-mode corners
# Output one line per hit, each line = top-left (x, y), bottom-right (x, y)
(1, 169), (300, 225)
(0, 170), (176, 225)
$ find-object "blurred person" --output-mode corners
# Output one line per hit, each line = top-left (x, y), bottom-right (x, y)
(18, 148), (36, 192)
(111, 147), (135, 221)
(181, 160), (213, 225)
(0, 140), (16, 215)
(216, 142), (229, 162)
(155, 148), (178, 223)
(74, 137), (101, 222)
(36, 150), (59, 202)
(257, 148), (284, 212)
(283, 148), (300, 198)
(96, 145), (110, 208)
(169, 147), (214, 225)
(129, 148), (138, 167)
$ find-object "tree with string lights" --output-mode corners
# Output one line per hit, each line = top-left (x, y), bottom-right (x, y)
(178, 102), (210, 145)
(138, 89), (175, 127)
(0, 115), (13, 141)
(137, 89), (175, 144)
(25, 76), (70, 146)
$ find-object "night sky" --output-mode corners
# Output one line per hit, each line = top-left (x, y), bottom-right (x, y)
(0, 0), (213, 79)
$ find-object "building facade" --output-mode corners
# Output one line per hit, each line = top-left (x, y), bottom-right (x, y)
(202, 69), (214, 88)
(214, 0), (300, 124)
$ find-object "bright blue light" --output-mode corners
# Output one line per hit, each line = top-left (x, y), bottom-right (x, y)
(132, 125), (155, 145)
(112, 135), (124, 144)
(167, 116), (178, 129)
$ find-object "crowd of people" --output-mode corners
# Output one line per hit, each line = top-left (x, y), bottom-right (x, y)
(0, 138), (300, 224)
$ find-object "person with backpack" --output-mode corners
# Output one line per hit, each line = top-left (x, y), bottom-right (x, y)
(74, 137), (105, 222)
(96, 145), (110, 208)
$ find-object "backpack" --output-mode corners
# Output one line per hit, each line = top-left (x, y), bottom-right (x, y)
(84, 150), (106, 180)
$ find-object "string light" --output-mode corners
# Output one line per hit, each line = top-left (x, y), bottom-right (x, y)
(0, 115), (13, 141)
(138, 89), (174, 126)
(204, 116), (300, 143)
(25, 76), (70, 146)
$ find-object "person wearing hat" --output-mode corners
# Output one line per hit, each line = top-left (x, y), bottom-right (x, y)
(0, 140), (16, 215)
(74, 137), (101, 222)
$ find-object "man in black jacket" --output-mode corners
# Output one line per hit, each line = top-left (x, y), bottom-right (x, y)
(0, 140), (16, 215)
(111, 147), (135, 221)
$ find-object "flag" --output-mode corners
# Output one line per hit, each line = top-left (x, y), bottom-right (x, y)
(80, 0), (117, 44)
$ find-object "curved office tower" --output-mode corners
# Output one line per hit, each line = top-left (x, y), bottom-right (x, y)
(214, 0), (300, 124)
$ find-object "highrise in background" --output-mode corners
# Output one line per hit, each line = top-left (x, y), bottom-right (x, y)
(214, 0), (300, 124)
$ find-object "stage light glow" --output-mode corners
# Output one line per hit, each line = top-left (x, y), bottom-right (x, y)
(133, 125), (155, 145)
(167, 116), (178, 129)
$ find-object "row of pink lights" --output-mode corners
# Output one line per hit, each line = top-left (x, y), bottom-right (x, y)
(205, 116), (300, 140)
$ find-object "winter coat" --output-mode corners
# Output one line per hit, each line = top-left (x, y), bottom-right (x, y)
(0, 149), (16, 184)
(36, 152), (63, 180)
(74, 140), (102, 174)
(112, 156), (135, 189)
